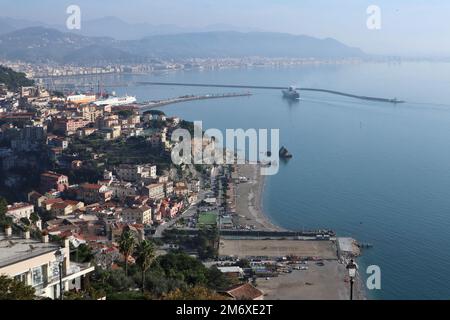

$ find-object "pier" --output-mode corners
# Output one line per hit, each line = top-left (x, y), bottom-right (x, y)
(138, 92), (252, 109)
(136, 81), (404, 104)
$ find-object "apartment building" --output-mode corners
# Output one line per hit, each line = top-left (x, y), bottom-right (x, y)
(0, 229), (94, 299)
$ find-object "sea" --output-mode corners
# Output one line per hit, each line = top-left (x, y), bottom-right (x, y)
(53, 61), (450, 299)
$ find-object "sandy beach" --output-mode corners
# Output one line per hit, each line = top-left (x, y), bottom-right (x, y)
(256, 260), (366, 300)
(234, 163), (284, 231)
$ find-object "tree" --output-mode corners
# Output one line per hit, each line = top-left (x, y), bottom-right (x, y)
(207, 266), (234, 291)
(0, 197), (7, 221)
(0, 275), (35, 300)
(162, 286), (227, 300)
(29, 212), (40, 225)
(118, 230), (136, 276)
(134, 240), (156, 293)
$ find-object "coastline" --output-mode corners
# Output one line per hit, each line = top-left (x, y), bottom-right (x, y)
(234, 163), (367, 300)
(234, 163), (285, 231)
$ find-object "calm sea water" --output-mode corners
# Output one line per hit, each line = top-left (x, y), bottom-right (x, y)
(81, 62), (450, 299)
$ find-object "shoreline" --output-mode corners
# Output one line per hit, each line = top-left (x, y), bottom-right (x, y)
(234, 163), (367, 300)
(234, 163), (285, 231)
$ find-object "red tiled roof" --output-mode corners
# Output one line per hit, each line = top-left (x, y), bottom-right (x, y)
(81, 183), (102, 190)
(225, 283), (264, 300)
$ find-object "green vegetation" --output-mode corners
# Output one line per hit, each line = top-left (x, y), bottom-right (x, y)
(118, 230), (136, 276)
(0, 197), (13, 228)
(66, 135), (171, 169)
(70, 244), (94, 263)
(135, 240), (156, 293)
(162, 286), (226, 300)
(198, 211), (218, 227)
(89, 252), (232, 299)
(116, 110), (134, 119)
(0, 65), (34, 90)
(162, 227), (219, 260)
(0, 275), (35, 300)
(143, 110), (165, 116)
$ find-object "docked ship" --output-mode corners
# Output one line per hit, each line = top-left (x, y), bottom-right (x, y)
(282, 86), (300, 100)
(93, 94), (137, 106)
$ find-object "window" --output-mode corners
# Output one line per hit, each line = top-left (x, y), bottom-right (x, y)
(32, 266), (44, 286)
(14, 272), (27, 284)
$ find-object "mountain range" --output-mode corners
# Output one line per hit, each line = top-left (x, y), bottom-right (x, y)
(0, 16), (265, 39)
(0, 16), (365, 64)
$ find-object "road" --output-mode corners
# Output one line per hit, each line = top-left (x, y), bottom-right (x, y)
(152, 189), (207, 238)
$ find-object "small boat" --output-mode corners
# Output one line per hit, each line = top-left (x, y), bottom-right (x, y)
(279, 146), (293, 158)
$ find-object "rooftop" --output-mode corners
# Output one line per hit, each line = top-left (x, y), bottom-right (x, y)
(0, 232), (59, 268)
(225, 283), (264, 300)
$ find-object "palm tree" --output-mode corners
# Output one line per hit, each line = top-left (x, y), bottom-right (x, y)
(118, 230), (135, 276)
(134, 240), (155, 293)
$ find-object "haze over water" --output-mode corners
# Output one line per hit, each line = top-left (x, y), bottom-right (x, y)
(83, 62), (450, 299)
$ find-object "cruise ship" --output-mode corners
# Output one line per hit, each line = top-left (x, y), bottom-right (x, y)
(282, 86), (300, 100)
(93, 95), (137, 106)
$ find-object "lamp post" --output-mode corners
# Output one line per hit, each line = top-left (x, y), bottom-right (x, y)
(54, 248), (65, 300)
(346, 259), (357, 300)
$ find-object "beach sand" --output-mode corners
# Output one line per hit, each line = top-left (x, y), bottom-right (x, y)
(234, 163), (283, 231)
(256, 260), (366, 300)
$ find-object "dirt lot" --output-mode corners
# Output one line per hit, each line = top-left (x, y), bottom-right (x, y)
(219, 239), (338, 260)
(256, 260), (365, 300)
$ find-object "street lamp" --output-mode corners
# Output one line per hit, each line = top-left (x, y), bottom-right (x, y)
(54, 248), (65, 300)
(346, 259), (357, 300)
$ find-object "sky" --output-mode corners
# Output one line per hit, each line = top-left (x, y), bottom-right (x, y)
(1, 0), (450, 56)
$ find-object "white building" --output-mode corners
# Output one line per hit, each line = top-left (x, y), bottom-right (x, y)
(108, 182), (137, 201)
(0, 230), (94, 299)
(116, 164), (157, 182)
(121, 206), (152, 225)
(6, 202), (34, 221)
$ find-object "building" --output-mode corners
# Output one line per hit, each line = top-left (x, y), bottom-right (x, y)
(40, 171), (69, 193)
(11, 125), (46, 152)
(144, 183), (165, 200)
(67, 94), (97, 104)
(0, 230), (94, 299)
(107, 182), (137, 201)
(217, 266), (244, 279)
(77, 184), (112, 204)
(53, 118), (90, 135)
(116, 164), (157, 182)
(224, 283), (264, 300)
(50, 200), (85, 216)
(6, 202), (34, 221)
(122, 206), (152, 225)
(79, 104), (103, 122)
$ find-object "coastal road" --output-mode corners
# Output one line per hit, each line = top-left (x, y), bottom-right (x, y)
(152, 190), (207, 238)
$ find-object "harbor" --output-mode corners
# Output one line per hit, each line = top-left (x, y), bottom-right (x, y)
(136, 81), (405, 104)
(138, 92), (252, 110)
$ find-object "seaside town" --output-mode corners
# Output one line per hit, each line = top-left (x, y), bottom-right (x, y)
(0, 57), (365, 79)
(0, 64), (363, 300)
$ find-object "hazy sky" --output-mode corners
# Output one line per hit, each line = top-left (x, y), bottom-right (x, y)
(2, 0), (450, 56)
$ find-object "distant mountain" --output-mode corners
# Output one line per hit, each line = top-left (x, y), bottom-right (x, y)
(0, 16), (50, 35)
(0, 27), (132, 63)
(0, 27), (365, 64)
(70, 16), (264, 40)
(132, 31), (365, 59)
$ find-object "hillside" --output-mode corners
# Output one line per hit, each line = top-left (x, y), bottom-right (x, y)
(0, 65), (34, 90)
(0, 27), (365, 64)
